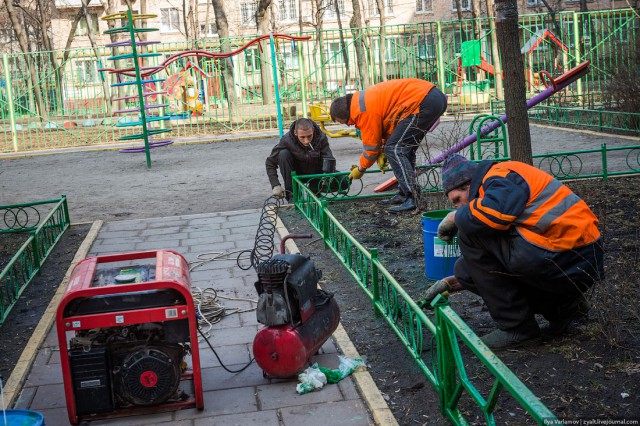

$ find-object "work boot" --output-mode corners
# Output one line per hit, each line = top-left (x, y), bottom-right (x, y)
(388, 197), (416, 213)
(378, 193), (407, 205)
(480, 325), (541, 350)
(541, 298), (590, 337)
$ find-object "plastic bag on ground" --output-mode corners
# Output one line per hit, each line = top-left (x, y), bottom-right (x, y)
(319, 355), (366, 384)
(296, 364), (327, 395)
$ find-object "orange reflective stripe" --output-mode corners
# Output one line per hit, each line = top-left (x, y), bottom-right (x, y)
(474, 198), (518, 222)
(469, 199), (510, 230)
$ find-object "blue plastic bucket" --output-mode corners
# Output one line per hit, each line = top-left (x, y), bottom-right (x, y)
(422, 210), (461, 280)
(2, 409), (45, 426)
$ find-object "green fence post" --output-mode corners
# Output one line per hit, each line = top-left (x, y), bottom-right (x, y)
(371, 248), (380, 317)
(572, 12), (583, 100)
(321, 200), (329, 249)
(601, 143), (608, 182)
(270, 35), (284, 139)
(2, 54), (18, 153)
(434, 295), (455, 416)
(297, 39), (308, 118)
(29, 231), (41, 269)
(436, 22), (446, 90)
(61, 195), (70, 225)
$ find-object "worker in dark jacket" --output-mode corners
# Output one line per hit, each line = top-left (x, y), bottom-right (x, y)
(266, 118), (336, 202)
(329, 78), (447, 213)
(421, 154), (604, 350)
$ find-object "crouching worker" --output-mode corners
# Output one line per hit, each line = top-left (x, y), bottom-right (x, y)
(266, 118), (344, 202)
(421, 154), (604, 350)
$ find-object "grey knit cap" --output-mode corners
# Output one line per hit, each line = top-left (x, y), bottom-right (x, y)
(441, 154), (478, 195)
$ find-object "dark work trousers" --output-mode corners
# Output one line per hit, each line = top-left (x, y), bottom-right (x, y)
(384, 87), (447, 199)
(453, 226), (602, 331)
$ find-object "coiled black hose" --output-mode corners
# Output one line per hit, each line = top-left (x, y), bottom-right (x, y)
(237, 196), (283, 270)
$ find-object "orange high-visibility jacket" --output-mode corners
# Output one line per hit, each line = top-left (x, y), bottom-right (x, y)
(469, 161), (601, 251)
(348, 79), (435, 170)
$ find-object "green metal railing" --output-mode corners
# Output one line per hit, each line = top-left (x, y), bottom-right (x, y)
(0, 197), (70, 324)
(491, 100), (640, 134)
(0, 9), (638, 153)
(290, 139), (640, 424)
(291, 176), (557, 424)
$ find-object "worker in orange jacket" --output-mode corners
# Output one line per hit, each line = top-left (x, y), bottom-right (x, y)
(421, 154), (604, 350)
(329, 79), (447, 213)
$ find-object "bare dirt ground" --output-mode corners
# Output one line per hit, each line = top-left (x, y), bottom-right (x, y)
(279, 176), (640, 425)
(1, 123), (639, 424)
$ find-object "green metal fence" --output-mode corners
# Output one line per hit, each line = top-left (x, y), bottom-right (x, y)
(0, 8), (638, 153)
(0, 197), (70, 325)
(290, 139), (640, 424)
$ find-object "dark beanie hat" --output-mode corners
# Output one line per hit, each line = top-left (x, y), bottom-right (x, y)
(441, 154), (478, 195)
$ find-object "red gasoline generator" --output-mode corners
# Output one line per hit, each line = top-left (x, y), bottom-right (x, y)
(252, 254), (340, 378)
(56, 250), (204, 425)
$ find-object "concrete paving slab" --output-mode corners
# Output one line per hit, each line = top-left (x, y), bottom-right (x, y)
(13, 210), (383, 425)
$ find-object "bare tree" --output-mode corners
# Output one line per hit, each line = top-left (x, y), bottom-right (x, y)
(485, 0), (503, 99)
(1, 0), (47, 120)
(349, 0), (370, 88)
(333, 0), (350, 84)
(79, 0), (112, 114)
(374, 0), (387, 81)
(494, 0), (532, 163)
(211, 0), (237, 109)
(256, 0), (274, 105)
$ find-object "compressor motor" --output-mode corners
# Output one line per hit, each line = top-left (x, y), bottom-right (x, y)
(253, 254), (340, 378)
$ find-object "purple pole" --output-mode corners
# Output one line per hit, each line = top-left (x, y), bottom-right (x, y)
(429, 65), (590, 165)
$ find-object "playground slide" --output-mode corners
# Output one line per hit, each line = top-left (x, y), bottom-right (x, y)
(374, 61), (591, 193)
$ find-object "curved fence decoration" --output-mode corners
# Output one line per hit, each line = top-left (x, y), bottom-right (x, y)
(0, 197), (70, 325)
(1, 206), (41, 231)
(289, 140), (640, 424)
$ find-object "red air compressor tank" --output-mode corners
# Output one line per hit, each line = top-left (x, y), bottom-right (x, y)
(252, 254), (340, 378)
(253, 296), (340, 377)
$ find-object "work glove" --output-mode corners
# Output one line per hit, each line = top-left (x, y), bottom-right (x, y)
(272, 185), (285, 199)
(376, 153), (389, 173)
(348, 164), (365, 180)
(417, 278), (454, 309)
(437, 211), (458, 243)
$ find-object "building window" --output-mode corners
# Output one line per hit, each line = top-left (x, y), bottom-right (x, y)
(373, 38), (398, 63)
(75, 13), (99, 36)
(417, 35), (436, 59)
(452, 0), (471, 12)
(241, 3), (257, 26)
(200, 22), (218, 37)
(75, 59), (98, 84)
(416, 0), (432, 13)
(282, 44), (299, 69)
(161, 8), (180, 32)
(325, 41), (346, 65)
(245, 47), (261, 72)
(526, 0), (541, 6)
(373, 0), (393, 16)
(323, 0), (345, 19)
(280, 0), (298, 22)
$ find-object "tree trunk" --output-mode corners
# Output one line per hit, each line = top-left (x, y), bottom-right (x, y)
(211, 0), (237, 110)
(35, 0), (64, 114)
(256, 0), (274, 105)
(349, 0), (370, 88)
(334, 0), (350, 84)
(494, 0), (532, 163)
(374, 0), (387, 82)
(2, 0), (47, 121)
(486, 0), (503, 99)
(80, 0), (113, 115)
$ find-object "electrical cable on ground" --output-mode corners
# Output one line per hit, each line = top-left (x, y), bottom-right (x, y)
(197, 326), (254, 374)
(191, 287), (257, 337)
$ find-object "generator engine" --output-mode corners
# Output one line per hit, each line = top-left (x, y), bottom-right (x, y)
(57, 250), (204, 425)
(252, 254), (340, 378)
(67, 321), (189, 413)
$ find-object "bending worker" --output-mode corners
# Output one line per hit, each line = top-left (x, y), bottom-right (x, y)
(329, 78), (447, 213)
(266, 118), (336, 203)
(422, 154), (604, 350)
